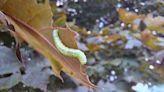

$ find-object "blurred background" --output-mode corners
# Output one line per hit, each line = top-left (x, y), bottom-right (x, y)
(0, 0), (164, 92)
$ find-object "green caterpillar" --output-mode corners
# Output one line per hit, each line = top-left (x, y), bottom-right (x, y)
(53, 29), (87, 65)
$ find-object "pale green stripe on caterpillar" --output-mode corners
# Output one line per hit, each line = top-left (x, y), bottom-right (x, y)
(53, 29), (87, 65)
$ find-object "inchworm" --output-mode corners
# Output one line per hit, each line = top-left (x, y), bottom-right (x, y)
(53, 29), (87, 65)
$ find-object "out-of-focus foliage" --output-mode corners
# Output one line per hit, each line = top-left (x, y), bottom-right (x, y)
(0, 46), (52, 91)
(132, 83), (164, 92)
(67, 0), (164, 91)
(0, 0), (164, 92)
(66, 0), (118, 29)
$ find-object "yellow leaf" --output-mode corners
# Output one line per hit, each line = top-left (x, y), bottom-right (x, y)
(87, 44), (101, 52)
(140, 30), (163, 51)
(99, 27), (110, 36)
(104, 34), (121, 42)
(118, 8), (145, 24)
(53, 13), (67, 26)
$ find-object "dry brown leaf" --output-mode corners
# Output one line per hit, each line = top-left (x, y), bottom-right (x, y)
(1, 12), (96, 88)
(0, 0), (53, 63)
(0, 0), (52, 30)
(0, 0), (96, 88)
